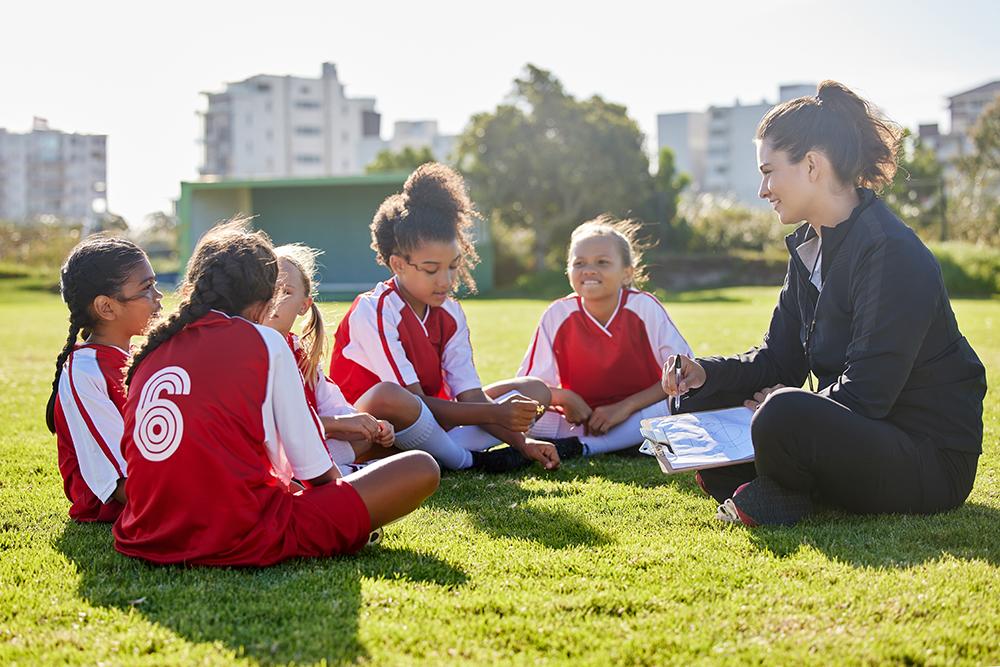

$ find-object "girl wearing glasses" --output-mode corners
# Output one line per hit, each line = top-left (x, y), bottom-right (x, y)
(330, 163), (566, 473)
(45, 236), (163, 521)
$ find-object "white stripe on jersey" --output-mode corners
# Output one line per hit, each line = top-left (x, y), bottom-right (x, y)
(251, 321), (334, 484)
(59, 347), (126, 502)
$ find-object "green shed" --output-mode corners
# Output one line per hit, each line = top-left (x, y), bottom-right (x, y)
(176, 174), (495, 294)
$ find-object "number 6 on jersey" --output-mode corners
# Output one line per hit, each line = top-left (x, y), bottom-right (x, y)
(133, 366), (191, 461)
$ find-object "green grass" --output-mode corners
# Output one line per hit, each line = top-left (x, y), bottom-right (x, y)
(1, 284), (998, 665)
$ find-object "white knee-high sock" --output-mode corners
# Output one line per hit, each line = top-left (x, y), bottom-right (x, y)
(446, 425), (502, 452)
(326, 438), (356, 466)
(581, 411), (647, 456)
(394, 401), (473, 470)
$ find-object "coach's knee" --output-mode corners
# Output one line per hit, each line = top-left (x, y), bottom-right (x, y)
(751, 388), (812, 471)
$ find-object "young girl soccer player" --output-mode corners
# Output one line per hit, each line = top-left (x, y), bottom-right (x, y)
(268, 243), (432, 471)
(330, 163), (563, 473)
(518, 216), (693, 455)
(113, 220), (439, 566)
(45, 236), (163, 522)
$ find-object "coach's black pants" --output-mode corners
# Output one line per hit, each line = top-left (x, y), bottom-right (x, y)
(680, 387), (978, 514)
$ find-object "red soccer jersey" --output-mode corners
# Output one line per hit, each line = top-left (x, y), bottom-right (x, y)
(330, 278), (481, 403)
(53, 344), (129, 522)
(286, 333), (355, 418)
(114, 311), (369, 566)
(518, 289), (692, 408)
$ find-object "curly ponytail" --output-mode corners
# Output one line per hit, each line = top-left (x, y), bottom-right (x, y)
(126, 218), (278, 387)
(756, 80), (902, 191)
(370, 162), (480, 293)
(46, 236), (147, 433)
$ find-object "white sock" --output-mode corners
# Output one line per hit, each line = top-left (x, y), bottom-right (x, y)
(446, 425), (502, 452)
(582, 401), (670, 456)
(394, 401), (473, 470)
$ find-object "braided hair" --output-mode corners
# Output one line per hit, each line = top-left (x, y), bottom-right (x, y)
(126, 218), (278, 387)
(46, 236), (147, 433)
(370, 162), (480, 293)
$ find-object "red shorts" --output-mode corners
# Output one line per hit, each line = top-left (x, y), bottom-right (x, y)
(287, 479), (372, 558)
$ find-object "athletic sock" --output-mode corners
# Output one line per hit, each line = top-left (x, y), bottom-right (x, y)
(394, 401), (473, 470)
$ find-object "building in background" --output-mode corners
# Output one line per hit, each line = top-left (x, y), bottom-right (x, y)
(657, 84), (815, 206)
(0, 118), (107, 224)
(200, 62), (384, 179)
(387, 120), (457, 162)
(919, 80), (1000, 170)
(200, 63), (455, 180)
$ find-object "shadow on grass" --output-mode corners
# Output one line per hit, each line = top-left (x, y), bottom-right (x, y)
(55, 521), (467, 666)
(427, 471), (611, 549)
(742, 501), (1000, 569)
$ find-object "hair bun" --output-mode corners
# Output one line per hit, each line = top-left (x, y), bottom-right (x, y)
(403, 163), (470, 217)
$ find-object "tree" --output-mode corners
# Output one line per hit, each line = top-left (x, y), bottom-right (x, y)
(963, 95), (1000, 176)
(456, 65), (656, 272)
(653, 146), (691, 249)
(366, 146), (436, 174)
(884, 130), (946, 240)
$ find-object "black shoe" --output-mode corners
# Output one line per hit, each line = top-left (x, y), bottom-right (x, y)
(535, 436), (584, 460)
(696, 463), (758, 504)
(610, 443), (644, 458)
(470, 446), (531, 473)
(716, 476), (814, 527)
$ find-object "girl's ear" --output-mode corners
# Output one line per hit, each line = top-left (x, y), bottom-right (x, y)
(805, 151), (822, 183)
(622, 265), (635, 287)
(91, 294), (118, 322)
(387, 254), (407, 276)
(299, 296), (313, 317)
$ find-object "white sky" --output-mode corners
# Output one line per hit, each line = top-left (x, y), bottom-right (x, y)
(2, 0), (998, 226)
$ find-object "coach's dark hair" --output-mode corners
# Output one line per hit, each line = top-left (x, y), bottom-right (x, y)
(756, 80), (902, 191)
(126, 218), (278, 387)
(370, 162), (480, 292)
(46, 236), (147, 433)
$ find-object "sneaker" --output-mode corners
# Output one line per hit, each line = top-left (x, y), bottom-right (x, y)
(715, 476), (814, 527)
(470, 446), (531, 473)
(696, 463), (758, 504)
(535, 436), (584, 460)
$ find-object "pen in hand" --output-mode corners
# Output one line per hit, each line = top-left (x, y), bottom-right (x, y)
(673, 354), (683, 413)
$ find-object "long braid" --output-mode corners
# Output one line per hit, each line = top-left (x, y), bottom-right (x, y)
(126, 218), (278, 387)
(46, 236), (146, 434)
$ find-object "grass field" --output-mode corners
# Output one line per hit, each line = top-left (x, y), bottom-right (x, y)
(1, 282), (997, 665)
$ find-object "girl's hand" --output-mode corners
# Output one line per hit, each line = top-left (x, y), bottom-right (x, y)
(493, 395), (541, 433)
(587, 401), (632, 436)
(333, 413), (382, 443)
(661, 354), (706, 398)
(743, 385), (786, 412)
(557, 389), (593, 425)
(373, 419), (395, 447)
(517, 438), (560, 471)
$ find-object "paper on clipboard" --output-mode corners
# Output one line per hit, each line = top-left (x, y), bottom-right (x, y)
(639, 407), (755, 474)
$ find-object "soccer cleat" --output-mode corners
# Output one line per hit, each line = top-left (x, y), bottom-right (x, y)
(470, 446), (532, 473)
(715, 476), (814, 527)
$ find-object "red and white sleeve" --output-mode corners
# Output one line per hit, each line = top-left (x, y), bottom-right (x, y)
(59, 351), (127, 502)
(516, 307), (561, 387)
(440, 302), (482, 396)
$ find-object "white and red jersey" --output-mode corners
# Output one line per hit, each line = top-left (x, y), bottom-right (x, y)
(53, 344), (129, 522)
(330, 278), (481, 403)
(286, 333), (356, 418)
(114, 310), (343, 566)
(518, 289), (692, 408)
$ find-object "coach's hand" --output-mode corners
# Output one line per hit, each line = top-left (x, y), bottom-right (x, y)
(493, 396), (541, 432)
(661, 354), (706, 398)
(743, 385), (786, 412)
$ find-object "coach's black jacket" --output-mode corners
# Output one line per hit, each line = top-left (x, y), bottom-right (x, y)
(694, 188), (986, 454)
